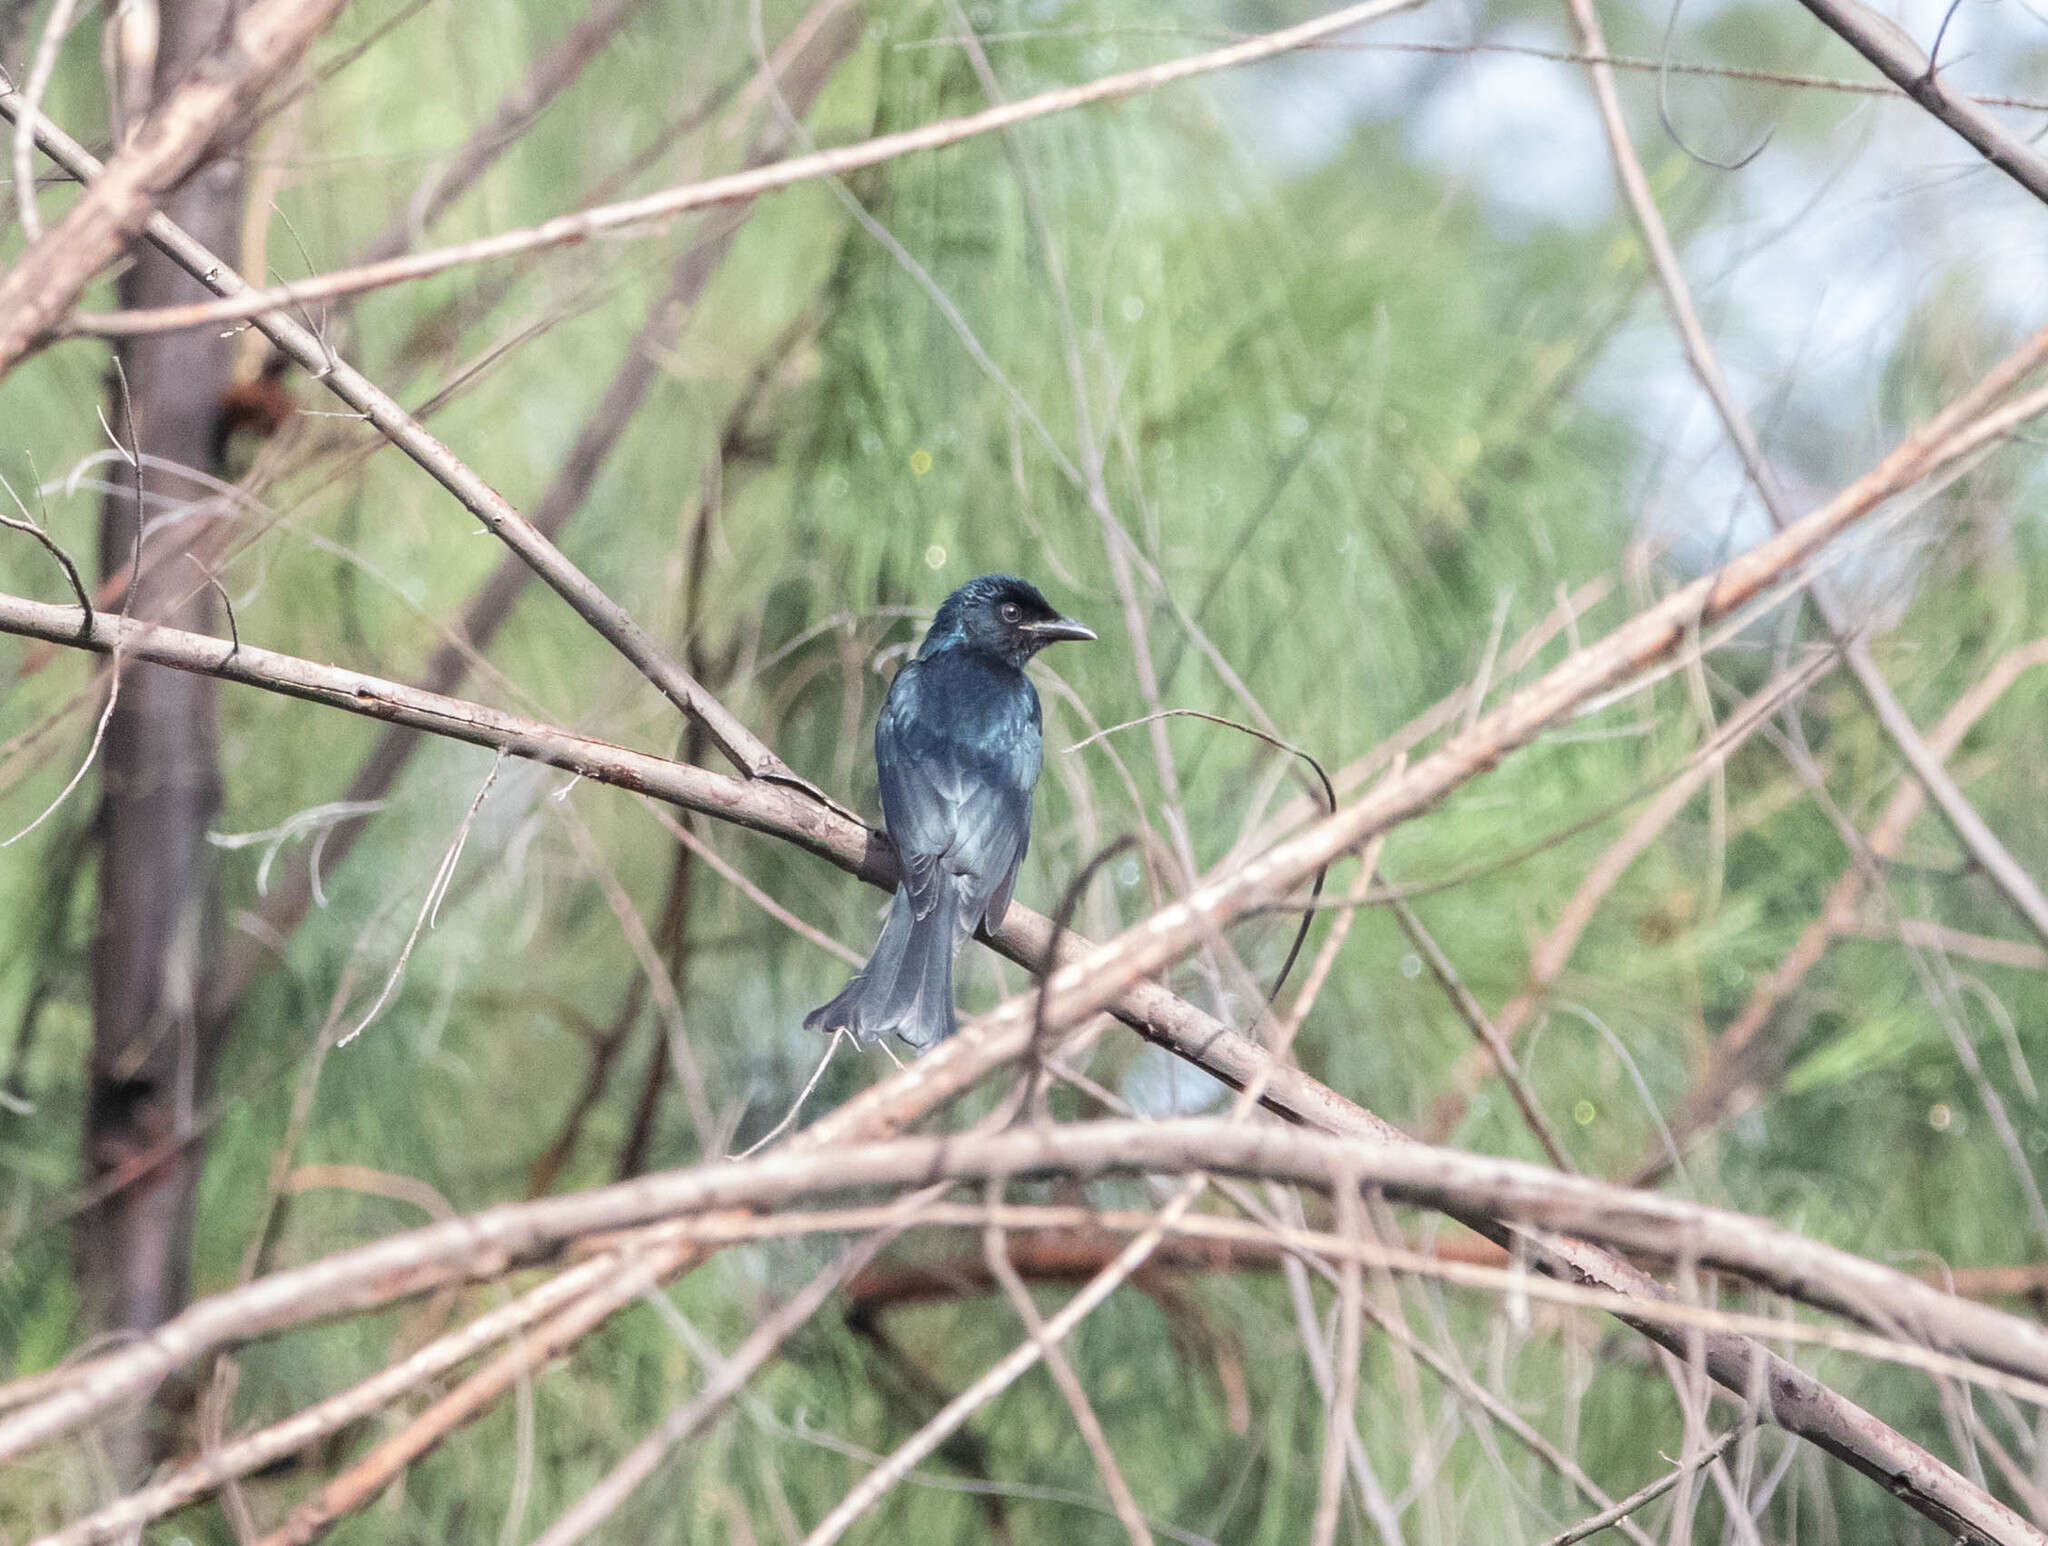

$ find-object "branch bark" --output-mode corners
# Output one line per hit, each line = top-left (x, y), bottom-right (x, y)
(1790, 0), (2048, 205)
(72, 0), (253, 1481)
(0, 0), (354, 377)
(13, 1120), (2048, 1443)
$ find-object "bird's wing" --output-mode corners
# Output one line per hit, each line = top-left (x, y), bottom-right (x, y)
(875, 660), (952, 920)
(965, 684), (1039, 932)
(876, 657), (1040, 930)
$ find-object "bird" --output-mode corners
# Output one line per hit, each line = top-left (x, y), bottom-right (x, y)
(806, 574), (1095, 1048)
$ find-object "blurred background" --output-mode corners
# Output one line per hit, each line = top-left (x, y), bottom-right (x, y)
(4, 0), (2048, 1539)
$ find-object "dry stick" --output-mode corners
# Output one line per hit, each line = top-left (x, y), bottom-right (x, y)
(982, 1196), (1157, 1546)
(640, 800), (859, 965)
(349, 0), (658, 269)
(1540, 1427), (1743, 1546)
(516, 1111), (1025, 1546)
(37, 1259), (624, 1546)
(0, 0), (355, 376)
(1351, 1280), (1660, 1546)
(1850, 917), (2048, 971)
(1641, 641), (2048, 1183)
(1562, 0), (2048, 965)
(522, 1221), (910, 1546)
(1309, 1173), (1366, 1546)
(798, 1180), (1216, 1546)
(1788, 0), (2048, 206)
(7, 0), (80, 241)
(9, 378), (2048, 1538)
(270, 1182), (932, 1546)
(59, 1189), (2048, 1401)
(554, 804), (717, 1149)
(23, 1155), (2048, 1539)
(905, 26), (2048, 110)
(1392, 892), (1577, 1171)
(1428, 648), (1838, 1141)
(249, 1238), (700, 1546)
(20, 1116), (2041, 1519)
(0, 78), (802, 792)
(54, 0), (1430, 338)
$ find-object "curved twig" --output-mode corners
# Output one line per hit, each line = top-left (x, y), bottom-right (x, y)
(1067, 707), (1335, 1007)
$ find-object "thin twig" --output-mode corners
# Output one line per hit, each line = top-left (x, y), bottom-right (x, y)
(1540, 1427), (1741, 1546)
(336, 750), (505, 1047)
(1309, 1172), (1365, 1546)
(983, 1184), (1156, 1546)
(8, 0), (79, 241)
(730, 1030), (843, 1160)
(524, 1192), (934, 1546)
(1392, 893), (1577, 1171)
(0, 474), (90, 629)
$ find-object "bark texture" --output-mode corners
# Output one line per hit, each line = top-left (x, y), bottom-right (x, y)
(77, 0), (245, 1464)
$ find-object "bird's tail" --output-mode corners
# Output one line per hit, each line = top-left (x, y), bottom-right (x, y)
(804, 877), (962, 1047)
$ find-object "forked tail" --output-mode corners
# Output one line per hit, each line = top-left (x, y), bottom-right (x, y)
(804, 875), (962, 1047)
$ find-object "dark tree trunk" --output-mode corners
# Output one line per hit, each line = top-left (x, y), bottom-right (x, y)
(76, 0), (246, 1461)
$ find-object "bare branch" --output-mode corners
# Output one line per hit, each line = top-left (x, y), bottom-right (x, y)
(349, 0), (659, 269)
(1392, 892), (1577, 1171)
(983, 1192), (1156, 1546)
(1541, 1428), (1741, 1546)
(50, 0), (1429, 337)
(524, 1219), (911, 1546)
(1789, 0), (2048, 204)
(13, 1120), (2048, 1449)
(36, 1259), (623, 1546)
(0, 0), (355, 377)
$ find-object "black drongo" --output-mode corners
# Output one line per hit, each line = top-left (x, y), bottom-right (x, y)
(806, 574), (1095, 1047)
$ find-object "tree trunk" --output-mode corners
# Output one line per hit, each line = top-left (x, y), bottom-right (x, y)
(76, 0), (245, 1468)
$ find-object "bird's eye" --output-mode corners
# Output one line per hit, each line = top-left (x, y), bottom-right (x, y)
(1000, 602), (1022, 623)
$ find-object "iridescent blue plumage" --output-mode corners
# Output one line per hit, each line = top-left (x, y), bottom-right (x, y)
(806, 575), (1094, 1047)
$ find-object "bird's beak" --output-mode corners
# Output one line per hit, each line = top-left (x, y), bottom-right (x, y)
(1028, 615), (1097, 644)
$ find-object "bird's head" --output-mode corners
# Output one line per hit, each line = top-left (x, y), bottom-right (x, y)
(922, 574), (1096, 666)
